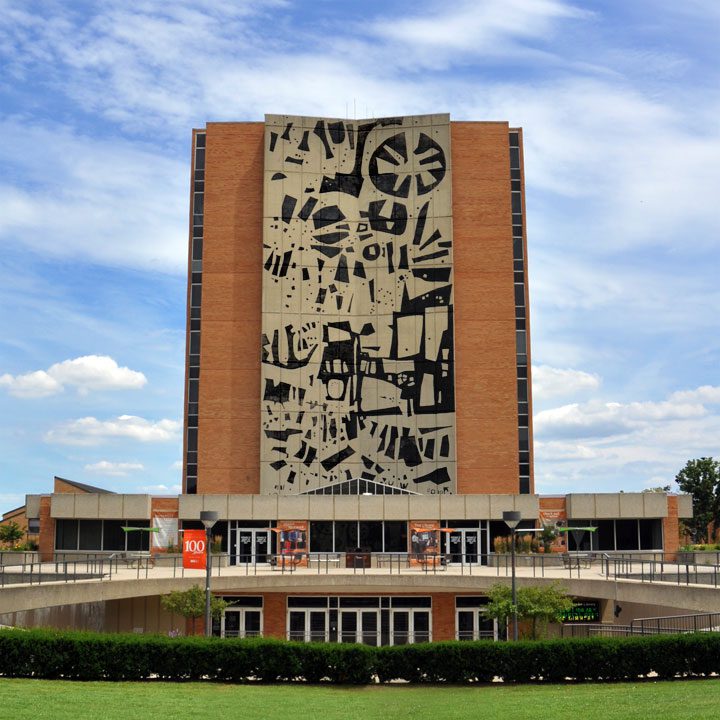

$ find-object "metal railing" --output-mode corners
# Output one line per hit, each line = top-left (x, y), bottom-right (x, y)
(562, 612), (720, 638)
(2, 550), (720, 588)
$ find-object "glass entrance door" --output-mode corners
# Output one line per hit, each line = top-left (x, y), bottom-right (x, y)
(446, 529), (481, 564)
(221, 608), (262, 638)
(339, 610), (379, 645)
(235, 528), (270, 564)
(288, 609), (328, 642)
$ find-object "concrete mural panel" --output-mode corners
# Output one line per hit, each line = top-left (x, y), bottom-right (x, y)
(261, 114), (456, 494)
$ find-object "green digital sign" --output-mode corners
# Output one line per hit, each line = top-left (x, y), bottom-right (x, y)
(561, 601), (600, 623)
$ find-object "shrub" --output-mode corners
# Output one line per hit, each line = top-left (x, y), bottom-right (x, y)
(1, 628), (720, 684)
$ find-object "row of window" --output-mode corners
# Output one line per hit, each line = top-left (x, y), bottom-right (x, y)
(212, 596), (496, 644)
(567, 519), (663, 552)
(185, 131), (206, 495)
(55, 520), (151, 552)
(509, 130), (530, 495)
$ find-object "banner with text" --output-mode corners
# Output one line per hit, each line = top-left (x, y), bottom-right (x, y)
(183, 529), (206, 570)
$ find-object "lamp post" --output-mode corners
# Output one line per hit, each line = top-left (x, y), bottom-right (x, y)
(199, 510), (219, 637)
(502, 510), (521, 641)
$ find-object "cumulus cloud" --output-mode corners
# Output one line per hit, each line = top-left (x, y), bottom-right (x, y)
(84, 460), (144, 476)
(532, 365), (601, 400)
(0, 355), (146, 398)
(140, 484), (182, 494)
(45, 415), (181, 446)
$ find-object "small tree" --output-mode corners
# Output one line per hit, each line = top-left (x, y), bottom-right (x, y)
(160, 585), (228, 633)
(675, 458), (720, 543)
(485, 582), (574, 640)
(0, 521), (25, 548)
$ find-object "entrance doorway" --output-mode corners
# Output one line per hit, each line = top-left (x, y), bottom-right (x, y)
(221, 608), (262, 638)
(446, 528), (486, 564)
(288, 609), (328, 642)
(339, 609), (380, 645)
(234, 528), (271, 564)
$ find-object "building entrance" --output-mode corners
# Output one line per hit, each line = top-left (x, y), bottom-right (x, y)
(445, 528), (488, 564)
(233, 528), (270, 564)
(339, 609), (380, 645)
(221, 608), (262, 638)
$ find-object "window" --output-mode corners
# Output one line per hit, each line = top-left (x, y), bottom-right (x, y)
(384, 521), (408, 552)
(55, 519), (78, 550)
(78, 520), (103, 550)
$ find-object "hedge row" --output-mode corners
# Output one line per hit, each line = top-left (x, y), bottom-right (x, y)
(1, 629), (720, 683)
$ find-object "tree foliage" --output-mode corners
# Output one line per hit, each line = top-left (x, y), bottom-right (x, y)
(0, 521), (24, 548)
(484, 582), (574, 640)
(160, 585), (228, 620)
(675, 457), (720, 543)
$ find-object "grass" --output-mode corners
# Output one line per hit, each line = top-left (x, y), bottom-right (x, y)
(1, 679), (720, 720)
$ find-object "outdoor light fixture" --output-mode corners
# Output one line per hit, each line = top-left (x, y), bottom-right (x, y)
(502, 510), (522, 641)
(199, 510), (219, 637)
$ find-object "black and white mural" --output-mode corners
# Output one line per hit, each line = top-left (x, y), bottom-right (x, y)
(261, 114), (455, 494)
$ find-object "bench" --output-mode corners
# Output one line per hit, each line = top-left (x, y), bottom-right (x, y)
(124, 552), (155, 569)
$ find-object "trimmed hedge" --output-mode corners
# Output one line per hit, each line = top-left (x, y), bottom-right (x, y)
(1, 629), (720, 683)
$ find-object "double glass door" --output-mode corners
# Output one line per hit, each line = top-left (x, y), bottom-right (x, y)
(456, 610), (497, 641)
(446, 528), (486, 564)
(339, 610), (379, 645)
(235, 528), (270, 564)
(288, 609), (328, 642)
(390, 609), (431, 644)
(221, 608), (262, 638)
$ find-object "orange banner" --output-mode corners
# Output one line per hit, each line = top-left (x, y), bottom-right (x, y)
(276, 520), (308, 568)
(409, 520), (441, 567)
(183, 529), (206, 570)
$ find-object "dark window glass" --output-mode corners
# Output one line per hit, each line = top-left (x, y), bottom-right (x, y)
(511, 167), (521, 180)
(103, 520), (126, 551)
(509, 132), (519, 148)
(457, 610), (474, 640)
(187, 428), (198, 451)
(245, 611), (261, 634)
(233, 520), (271, 529)
(126, 520), (150, 551)
(511, 179), (522, 191)
(595, 520), (614, 551)
(359, 521), (383, 552)
(195, 133), (206, 148)
(193, 193), (204, 214)
(615, 520), (639, 550)
(195, 148), (205, 170)
(310, 521), (333, 552)
(391, 597), (431, 608)
(78, 520), (103, 550)
(514, 284), (525, 306)
(186, 476), (197, 494)
(456, 596), (486, 608)
(511, 193), (522, 213)
(519, 477), (530, 494)
(188, 380), (199, 403)
(639, 519), (663, 550)
(517, 379), (528, 402)
(55, 519), (78, 550)
(516, 331), (526, 354)
(339, 597), (380, 608)
(334, 521), (358, 552)
(28, 519), (40, 533)
(192, 237), (203, 260)
(384, 521), (408, 552)
(190, 285), (202, 308)
(288, 597), (328, 608)
(413, 611), (430, 642)
(509, 147), (520, 168)
(190, 331), (201, 355)
(518, 427), (529, 451)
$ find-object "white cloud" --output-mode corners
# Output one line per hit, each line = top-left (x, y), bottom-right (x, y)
(45, 415), (181, 446)
(0, 370), (62, 398)
(84, 460), (144, 476)
(532, 364), (600, 400)
(669, 385), (720, 405)
(0, 355), (146, 398)
(140, 483), (182, 495)
(170, 460), (183, 470)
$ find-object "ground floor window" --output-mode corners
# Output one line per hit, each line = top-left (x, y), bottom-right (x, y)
(213, 596), (263, 638)
(286, 596), (432, 645)
(455, 597), (497, 640)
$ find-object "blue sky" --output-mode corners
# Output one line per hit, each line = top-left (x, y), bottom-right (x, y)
(0, 0), (718, 509)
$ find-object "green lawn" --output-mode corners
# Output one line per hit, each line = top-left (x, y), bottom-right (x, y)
(1, 679), (719, 719)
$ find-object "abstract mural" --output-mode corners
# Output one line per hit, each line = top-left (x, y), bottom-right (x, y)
(261, 114), (455, 494)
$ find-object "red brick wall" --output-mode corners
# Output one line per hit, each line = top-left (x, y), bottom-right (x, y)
(38, 496), (55, 561)
(664, 495), (680, 560)
(192, 120), (530, 496)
